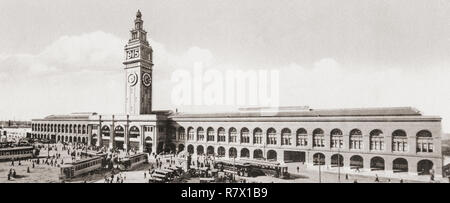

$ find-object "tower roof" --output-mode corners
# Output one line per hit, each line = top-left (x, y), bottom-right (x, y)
(136, 10), (142, 18)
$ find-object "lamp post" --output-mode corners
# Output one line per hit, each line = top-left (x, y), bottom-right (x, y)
(318, 154), (322, 183)
(338, 146), (341, 183)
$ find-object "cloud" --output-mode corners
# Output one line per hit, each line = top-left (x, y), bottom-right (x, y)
(0, 31), (449, 134)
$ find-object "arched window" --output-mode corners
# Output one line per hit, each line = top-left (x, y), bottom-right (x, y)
(129, 126), (140, 138)
(197, 127), (205, 141)
(392, 130), (407, 152)
(313, 128), (325, 148)
(349, 129), (363, 150)
(207, 127), (215, 142)
(101, 126), (110, 137)
(187, 127), (194, 141)
(178, 127), (185, 140)
(69, 124), (72, 133)
(416, 130), (433, 153)
(114, 126), (124, 137)
(82, 125), (86, 134)
(229, 147), (237, 158)
(217, 127), (226, 142)
(253, 128), (263, 144)
(370, 129), (384, 151)
(267, 128), (277, 145)
(296, 128), (308, 146)
(229, 127), (237, 143)
(240, 128), (250, 144)
(218, 147), (226, 157)
(281, 128), (291, 145)
(241, 148), (250, 158)
(330, 129), (343, 149)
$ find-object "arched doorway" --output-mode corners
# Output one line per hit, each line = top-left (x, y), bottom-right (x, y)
(350, 155), (363, 169)
(313, 153), (325, 165)
(253, 149), (263, 159)
(267, 150), (277, 161)
(218, 147), (225, 157)
(187, 145), (194, 155)
(240, 148), (250, 158)
(229, 147), (237, 158)
(114, 126), (125, 149)
(393, 158), (408, 172)
(207, 146), (214, 156)
(417, 159), (434, 175)
(196, 145), (204, 155)
(370, 156), (385, 171)
(144, 137), (152, 153)
(331, 154), (344, 167)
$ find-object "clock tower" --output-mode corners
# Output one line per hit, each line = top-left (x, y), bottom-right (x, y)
(124, 10), (153, 115)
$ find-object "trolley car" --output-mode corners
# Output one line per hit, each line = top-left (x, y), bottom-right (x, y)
(117, 153), (148, 171)
(0, 146), (36, 161)
(59, 156), (104, 180)
(215, 159), (289, 178)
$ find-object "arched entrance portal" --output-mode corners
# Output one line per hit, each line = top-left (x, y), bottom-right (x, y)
(350, 155), (363, 169)
(144, 137), (152, 153)
(393, 158), (408, 172)
(417, 160), (434, 175)
(313, 153), (325, 165)
(218, 147), (225, 157)
(240, 148), (250, 158)
(370, 157), (385, 171)
(253, 149), (263, 159)
(229, 147), (237, 158)
(207, 146), (214, 156)
(331, 154), (344, 167)
(196, 145), (204, 155)
(267, 150), (277, 161)
(114, 126), (125, 149)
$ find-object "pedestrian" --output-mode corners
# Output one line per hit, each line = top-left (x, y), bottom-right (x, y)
(375, 174), (379, 182)
(27, 167), (30, 173)
(144, 172), (147, 179)
(400, 179), (404, 183)
(296, 166), (299, 173)
(345, 174), (349, 180)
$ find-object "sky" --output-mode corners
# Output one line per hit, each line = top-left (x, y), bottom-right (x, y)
(0, 0), (449, 133)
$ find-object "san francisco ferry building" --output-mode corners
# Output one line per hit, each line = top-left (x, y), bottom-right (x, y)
(30, 11), (444, 177)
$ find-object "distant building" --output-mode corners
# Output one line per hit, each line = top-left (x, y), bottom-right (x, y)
(0, 127), (31, 142)
(31, 11), (444, 177)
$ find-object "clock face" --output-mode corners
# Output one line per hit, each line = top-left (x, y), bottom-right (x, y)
(142, 73), (152, 87)
(128, 73), (138, 86)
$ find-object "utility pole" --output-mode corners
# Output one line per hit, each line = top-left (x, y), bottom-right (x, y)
(338, 147), (341, 183)
(319, 155), (322, 183)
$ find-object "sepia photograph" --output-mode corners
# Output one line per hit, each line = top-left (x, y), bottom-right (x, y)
(0, 0), (449, 192)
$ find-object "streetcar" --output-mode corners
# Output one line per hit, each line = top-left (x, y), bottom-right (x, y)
(117, 153), (148, 171)
(0, 146), (36, 161)
(215, 159), (289, 178)
(59, 155), (104, 180)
